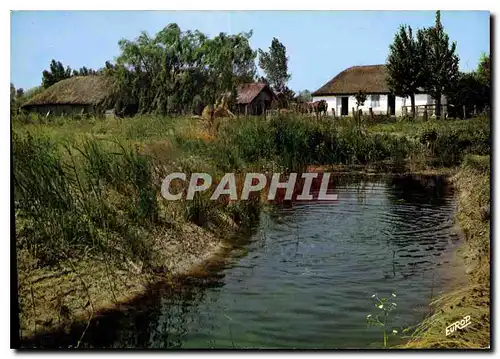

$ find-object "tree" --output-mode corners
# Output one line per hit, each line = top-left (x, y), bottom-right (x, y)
(72, 66), (98, 77)
(447, 72), (484, 118)
(477, 53), (490, 85)
(386, 25), (427, 118)
(355, 90), (367, 109)
(447, 53), (490, 118)
(42, 59), (72, 88)
(16, 88), (24, 99)
(258, 37), (291, 94)
(10, 84), (25, 116)
(10, 83), (16, 115)
(354, 90), (368, 125)
(296, 90), (312, 103)
(420, 11), (460, 118)
(202, 30), (257, 106)
(107, 23), (257, 115)
(257, 76), (269, 85)
(276, 87), (295, 108)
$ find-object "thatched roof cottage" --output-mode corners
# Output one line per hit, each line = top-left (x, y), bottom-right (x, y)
(312, 65), (447, 117)
(236, 83), (276, 116)
(21, 76), (137, 117)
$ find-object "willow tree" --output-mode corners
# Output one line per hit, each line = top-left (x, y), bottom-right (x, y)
(108, 24), (256, 115)
(201, 31), (257, 108)
(386, 25), (426, 118)
(420, 11), (460, 118)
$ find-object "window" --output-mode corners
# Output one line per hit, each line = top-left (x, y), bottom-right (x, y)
(371, 94), (380, 108)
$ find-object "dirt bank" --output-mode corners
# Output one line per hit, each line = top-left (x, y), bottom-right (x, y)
(16, 221), (235, 345)
(402, 155), (490, 349)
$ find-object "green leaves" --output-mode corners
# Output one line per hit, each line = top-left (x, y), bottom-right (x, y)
(386, 25), (425, 96)
(109, 23), (257, 115)
(418, 11), (460, 117)
(367, 293), (399, 348)
(258, 37), (291, 95)
(355, 90), (368, 108)
(386, 11), (460, 118)
(42, 59), (73, 88)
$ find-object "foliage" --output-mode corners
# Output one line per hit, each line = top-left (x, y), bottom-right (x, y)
(476, 53), (490, 87)
(12, 112), (490, 274)
(387, 11), (460, 119)
(366, 293), (399, 348)
(417, 117), (490, 166)
(13, 134), (160, 266)
(420, 11), (460, 118)
(258, 37), (291, 94)
(42, 59), (73, 88)
(10, 83), (26, 116)
(446, 71), (489, 118)
(296, 90), (312, 103)
(106, 23), (256, 116)
(355, 90), (368, 108)
(386, 25), (427, 118)
(42, 59), (101, 89)
(72, 66), (99, 77)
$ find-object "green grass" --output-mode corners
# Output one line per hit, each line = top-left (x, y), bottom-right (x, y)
(13, 113), (491, 268)
(402, 155), (490, 349)
(12, 112), (491, 347)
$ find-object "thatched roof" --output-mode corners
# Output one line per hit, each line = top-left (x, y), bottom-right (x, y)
(22, 76), (114, 108)
(236, 83), (276, 104)
(312, 65), (391, 96)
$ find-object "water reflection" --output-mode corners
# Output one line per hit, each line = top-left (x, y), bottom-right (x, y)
(21, 174), (462, 349)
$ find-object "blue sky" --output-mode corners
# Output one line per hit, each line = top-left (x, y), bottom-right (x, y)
(11, 10), (490, 92)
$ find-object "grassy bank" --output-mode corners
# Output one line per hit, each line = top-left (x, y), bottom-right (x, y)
(402, 155), (490, 349)
(13, 113), (490, 347)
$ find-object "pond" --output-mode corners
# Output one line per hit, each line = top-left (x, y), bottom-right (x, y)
(26, 174), (464, 349)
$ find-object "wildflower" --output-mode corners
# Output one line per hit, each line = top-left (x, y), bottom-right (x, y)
(392, 293), (397, 297)
(377, 304), (383, 309)
(392, 329), (398, 334)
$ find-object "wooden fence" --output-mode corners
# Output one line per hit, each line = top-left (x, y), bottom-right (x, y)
(401, 104), (449, 118)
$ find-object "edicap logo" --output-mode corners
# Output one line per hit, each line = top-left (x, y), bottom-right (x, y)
(161, 172), (339, 201)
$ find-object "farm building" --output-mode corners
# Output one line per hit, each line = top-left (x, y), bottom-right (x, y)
(21, 76), (137, 117)
(236, 83), (276, 116)
(312, 65), (447, 117)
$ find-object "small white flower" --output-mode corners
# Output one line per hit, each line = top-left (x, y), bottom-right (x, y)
(377, 304), (383, 309)
(392, 293), (397, 297)
(372, 294), (376, 298)
(367, 314), (372, 318)
(392, 329), (398, 334)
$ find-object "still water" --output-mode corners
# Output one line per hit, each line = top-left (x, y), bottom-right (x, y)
(29, 174), (464, 349)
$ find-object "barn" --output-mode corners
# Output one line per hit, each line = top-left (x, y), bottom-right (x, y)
(21, 76), (137, 117)
(312, 65), (447, 117)
(236, 83), (276, 116)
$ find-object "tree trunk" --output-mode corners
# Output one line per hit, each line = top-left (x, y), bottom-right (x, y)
(410, 94), (416, 119)
(435, 94), (442, 119)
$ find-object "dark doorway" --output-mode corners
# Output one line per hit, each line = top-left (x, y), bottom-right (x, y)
(341, 97), (349, 116)
(388, 95), (396, 115)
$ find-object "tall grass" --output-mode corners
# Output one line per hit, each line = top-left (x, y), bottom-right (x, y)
(13, 113), (490, 269)
(13, 133), (160, 267)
